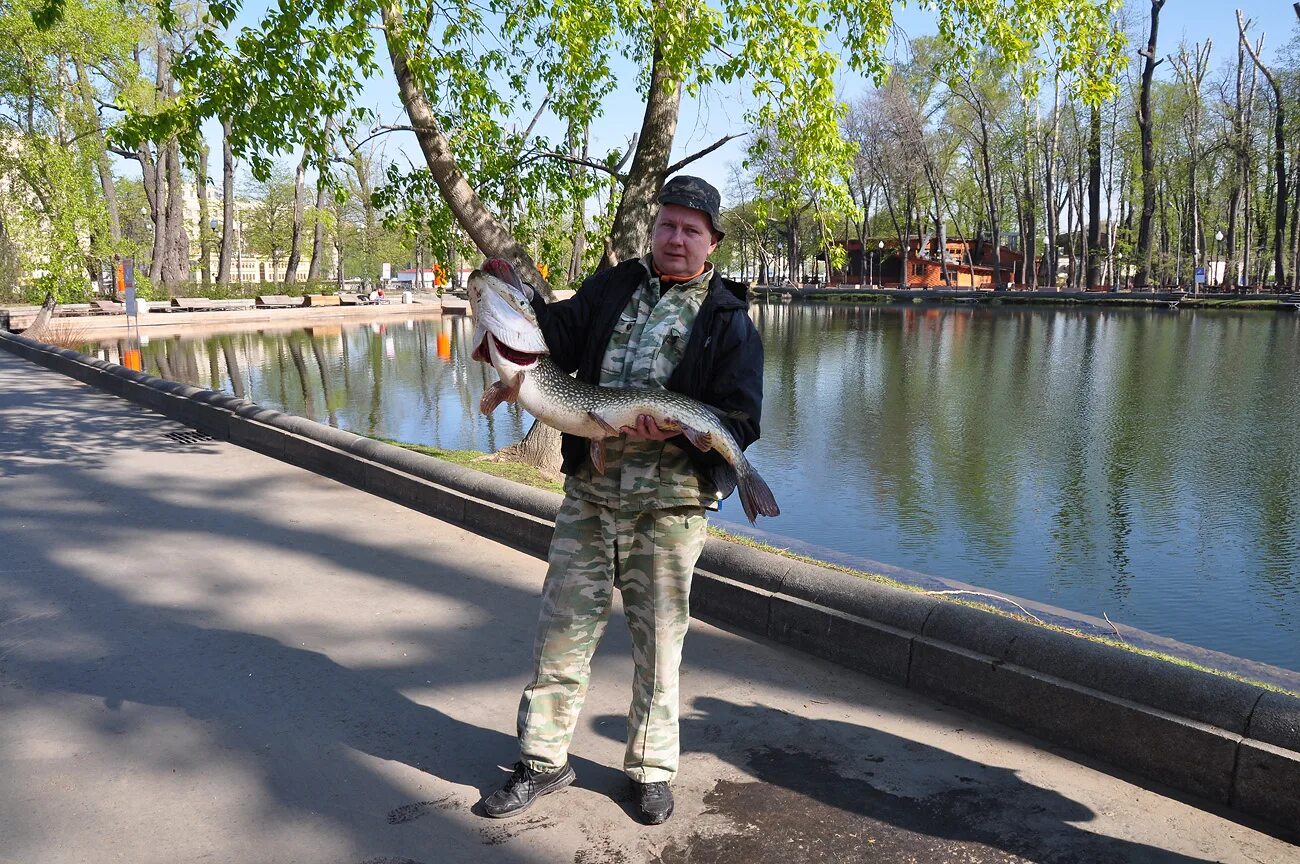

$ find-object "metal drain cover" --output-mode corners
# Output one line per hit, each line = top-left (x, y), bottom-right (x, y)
(163, 429), (215, 445)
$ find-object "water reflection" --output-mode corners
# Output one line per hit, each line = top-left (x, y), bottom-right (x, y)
(86, 305), (1300, 674)
(87, 316), (531, 453)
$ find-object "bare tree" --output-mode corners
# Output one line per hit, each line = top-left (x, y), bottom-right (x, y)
(1171, 40), (1212, 288)
(1237, 11), (1289, 288)
(217, 118), (235, 286)
(284, 151), (307, 283)
(1134, 0), (1166, 289)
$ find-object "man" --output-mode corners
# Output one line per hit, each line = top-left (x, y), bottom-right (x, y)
(482, 176), (764, 825)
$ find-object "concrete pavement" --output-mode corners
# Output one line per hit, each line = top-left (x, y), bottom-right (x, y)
(1, 351), (1295, 864)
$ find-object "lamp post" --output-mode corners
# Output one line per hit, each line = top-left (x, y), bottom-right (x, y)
(1214, 230), (1224, 291)
(877, 240), (885, 286)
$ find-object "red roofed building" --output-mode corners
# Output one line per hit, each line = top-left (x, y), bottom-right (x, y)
(829, 236), (1024, 289)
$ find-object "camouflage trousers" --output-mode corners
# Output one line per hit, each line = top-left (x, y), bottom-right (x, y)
(517, 494), (709, 783)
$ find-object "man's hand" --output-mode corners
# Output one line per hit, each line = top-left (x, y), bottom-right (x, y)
(621, 414), (677, 441)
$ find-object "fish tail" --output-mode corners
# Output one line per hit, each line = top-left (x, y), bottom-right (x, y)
(736, 459), (780, 524)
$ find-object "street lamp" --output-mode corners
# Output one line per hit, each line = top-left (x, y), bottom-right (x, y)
(876, 239), (885, 286)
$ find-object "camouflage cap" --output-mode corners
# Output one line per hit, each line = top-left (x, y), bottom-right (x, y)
(658, 175), (725, 239)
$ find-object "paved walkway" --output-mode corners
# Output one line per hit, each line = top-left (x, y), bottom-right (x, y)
(0, 350), (1295, 864)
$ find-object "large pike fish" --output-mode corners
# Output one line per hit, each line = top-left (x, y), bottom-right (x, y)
(467, 259), (780, 524)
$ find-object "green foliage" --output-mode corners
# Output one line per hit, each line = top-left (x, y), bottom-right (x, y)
(0, 0), (145, 297)
(240, 164), (297, 265)
(109, 0), (1126, 277)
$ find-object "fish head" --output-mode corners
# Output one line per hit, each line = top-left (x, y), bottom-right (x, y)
(467, 259), (550, 375)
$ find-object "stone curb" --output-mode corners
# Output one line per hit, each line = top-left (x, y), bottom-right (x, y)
(3, 329), (1297, 839)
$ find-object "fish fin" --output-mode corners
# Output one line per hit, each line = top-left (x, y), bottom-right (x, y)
(505, 373), (523, 402)
(736, 461), (780, 525)
(680, 424), (714, 453)
(587, 411), (620, 436)
(589, 438), (607, 475)
(479, 381), (508, 415)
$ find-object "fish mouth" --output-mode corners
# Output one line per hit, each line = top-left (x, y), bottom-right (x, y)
(473, 333), (541, 367)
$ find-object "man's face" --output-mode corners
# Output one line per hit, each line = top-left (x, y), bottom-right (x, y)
(652, 203), (719, 277)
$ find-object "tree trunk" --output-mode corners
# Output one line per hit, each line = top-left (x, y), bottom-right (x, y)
(163, 138), (190, 289)
(284, 153), (307, 283)
(1134, 0), (1165, 289)
(977, 112), (1003, 288)
(600, 41), (682, 271)
(148, 142), (168, 285)
(1022, 111), (1038, 288)
(198, 143), (211, 288)
(307, 120), (335, 281)
(1087, 102), (1102, 289)
(308, 171), (329, 281)
(334, 195), (345, 289)
(379, 0), (552, 298)
(1238, 13), (1288, 287)
(1039, 74), (1060, 285)
(217, 118), (235, 286)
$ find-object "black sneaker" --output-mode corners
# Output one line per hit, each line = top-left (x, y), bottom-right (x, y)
(482, 762), (575, 818)
(632, 780), (674, 825)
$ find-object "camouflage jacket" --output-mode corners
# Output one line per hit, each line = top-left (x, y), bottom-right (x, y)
(564, 257), (714, 510)
(531, 257), (764, 504)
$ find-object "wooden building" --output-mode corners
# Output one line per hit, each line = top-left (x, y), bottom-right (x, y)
(829, 237), (1023, 289)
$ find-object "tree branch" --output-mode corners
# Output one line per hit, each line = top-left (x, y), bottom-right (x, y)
(1237, 12), (1280, 93)
(518, 149), (627, 181)
(665, 133), (744, 175)
(518, 92), (550, 143)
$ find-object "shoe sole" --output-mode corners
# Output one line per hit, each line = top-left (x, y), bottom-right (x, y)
(483, 767), (576, 819)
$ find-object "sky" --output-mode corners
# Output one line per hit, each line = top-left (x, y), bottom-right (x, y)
(165, 0), (1296, 208)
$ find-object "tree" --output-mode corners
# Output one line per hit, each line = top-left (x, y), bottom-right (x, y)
(0, 0), (143, 300)
(242, 165), (296, 275)
(1134, 0), (1165, 290)
(106, 0), (1123, 304)
(1238, 12), (1290, 288)
(216, 118), (234, 286)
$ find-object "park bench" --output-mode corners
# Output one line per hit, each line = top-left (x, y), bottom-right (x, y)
(169, 297), (223, 311)
(255, 295), (300, 308)
(303, 293), (341, 307)
(92, 300), (124, 315)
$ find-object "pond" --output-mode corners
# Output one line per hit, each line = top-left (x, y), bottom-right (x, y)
(83, 303), (1300, 679)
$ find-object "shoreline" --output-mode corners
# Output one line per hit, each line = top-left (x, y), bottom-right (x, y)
(1, 298), (454, 336)
(753, 285), (1300, 311)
